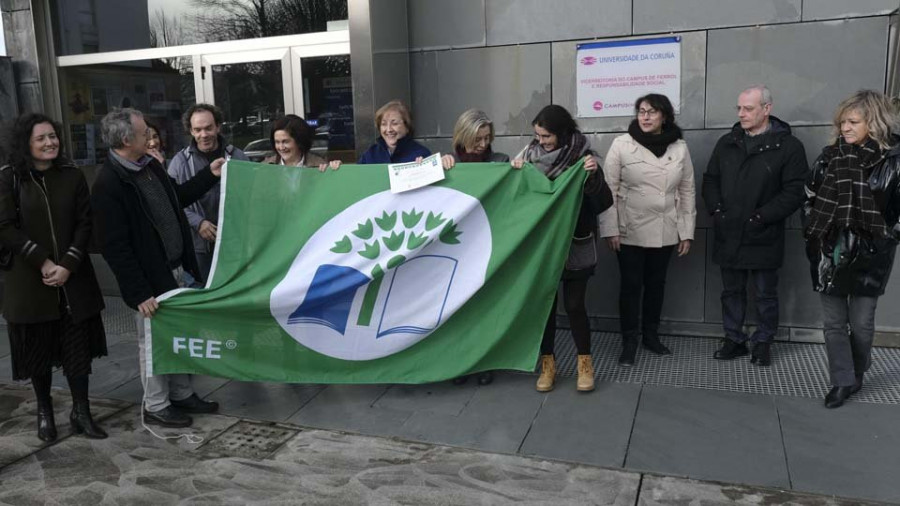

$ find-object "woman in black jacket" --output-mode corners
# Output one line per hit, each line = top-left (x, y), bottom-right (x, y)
(804, 90), (900, 409)
(512, 105), (612, 393)
(0, 113), (108, 441)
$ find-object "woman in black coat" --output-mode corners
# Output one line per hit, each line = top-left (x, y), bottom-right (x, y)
(0, 113), (108, 441)
(804, 90), (900, 409)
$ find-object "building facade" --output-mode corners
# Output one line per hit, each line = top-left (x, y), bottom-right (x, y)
(2, 0), (899, 341)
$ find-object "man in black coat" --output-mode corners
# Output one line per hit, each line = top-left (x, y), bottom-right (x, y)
(92, 108), (226, 428)
(701, 86), (807, 366)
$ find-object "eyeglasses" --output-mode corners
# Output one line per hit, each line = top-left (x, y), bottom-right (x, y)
(637, 108), (660, 117)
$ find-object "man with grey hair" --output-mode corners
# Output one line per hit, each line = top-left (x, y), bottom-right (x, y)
(91, 108), (226, 428)
(701, 85), (808, 367)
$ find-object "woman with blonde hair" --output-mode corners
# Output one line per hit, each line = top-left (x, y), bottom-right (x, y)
(441, 109), (510, 169)
(804, 89), (900, 408)
(441, 109), (509, 386)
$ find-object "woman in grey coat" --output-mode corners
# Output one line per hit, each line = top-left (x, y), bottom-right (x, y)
(442, 109), (509, 386)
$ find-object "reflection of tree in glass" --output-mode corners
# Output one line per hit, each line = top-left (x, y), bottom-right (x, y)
(149, 9), (190, 73)
(188, 0), (348, 41)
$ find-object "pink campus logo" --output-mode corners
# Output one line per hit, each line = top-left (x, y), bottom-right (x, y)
(580, 56), (597, 65)
(593, 101), (604, 111)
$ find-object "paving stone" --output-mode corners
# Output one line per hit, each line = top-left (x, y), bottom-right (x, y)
(520, 380), (641, 468)
(626, 386), (790, 488)
(777, 396), (900, 504)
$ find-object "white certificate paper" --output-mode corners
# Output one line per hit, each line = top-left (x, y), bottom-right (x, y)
(388, 153), (445, 193)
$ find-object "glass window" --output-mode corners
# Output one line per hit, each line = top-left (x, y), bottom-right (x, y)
(50, 0), (349, 56)
(211, 60), (284, 158)
(58, 57), (194, 183)
(301, 55), (355, 162)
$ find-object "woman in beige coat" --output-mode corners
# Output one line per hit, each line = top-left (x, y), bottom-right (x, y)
(600, 93), (696, 366)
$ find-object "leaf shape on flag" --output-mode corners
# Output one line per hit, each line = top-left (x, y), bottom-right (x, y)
(425, 211), (446, 231)
(358, 241), (380, 259)
(330, 235), (353, 254)
(407, 231), (427, 250)
(387, 254), (406, 269)
(440, 220), (462, 245)
(371, 263), (384, 279)
(383, 231), (406, 252)
(375, 211), (397, 232)
(353, 219), (374, 240)
(402, 208), (423, 228)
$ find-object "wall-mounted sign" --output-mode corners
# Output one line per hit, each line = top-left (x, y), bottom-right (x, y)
(576, 36), (681, 118)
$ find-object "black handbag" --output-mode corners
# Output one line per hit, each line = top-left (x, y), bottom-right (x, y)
(565, 231), (598, 271)
(0, 168), (21, 271)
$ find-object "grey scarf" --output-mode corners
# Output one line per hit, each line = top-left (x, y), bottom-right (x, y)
(518, 131), (591, 180)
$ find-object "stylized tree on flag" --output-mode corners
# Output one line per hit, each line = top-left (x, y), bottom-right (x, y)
(329, 208), (462, 326)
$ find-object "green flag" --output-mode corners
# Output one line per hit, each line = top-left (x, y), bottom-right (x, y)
(148, 159), (587, 384)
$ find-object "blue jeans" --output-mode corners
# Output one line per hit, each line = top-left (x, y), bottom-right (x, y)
(720, 268), (779, 344)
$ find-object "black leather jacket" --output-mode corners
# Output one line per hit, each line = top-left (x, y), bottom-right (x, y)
(803, 138), (900, 296)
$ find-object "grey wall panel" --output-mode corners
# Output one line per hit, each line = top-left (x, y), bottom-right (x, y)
(416, 136), (452, 155)
(370, 0), (410, 52)
(0, 58), (17, 120)
(408, 0), (486, 50)
(433, 44), (552, 137)
(661, 229), (707, 322)
(485, 0), (631, 46)
(683, 129), (729, 228)
(706, 17), (889, 128)
(778, 233), (823, 327)
(16, 81), (41, 113)
(372, 52), (411, 113)
(802, 0), (898, 21)
(551, 31), (707, 132)
(410, 51), (439, 136)
(0, 0), (32, 11)
(786, 126), (833, 229)
(7, 8), (38, 82)
(586, 133), (619, 163)
(633, 0), (800, 33)
(491, 135), (532, 159)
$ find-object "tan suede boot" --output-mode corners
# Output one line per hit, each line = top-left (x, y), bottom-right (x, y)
(535, 355), (556, 392)
(576, 354), (595, 392)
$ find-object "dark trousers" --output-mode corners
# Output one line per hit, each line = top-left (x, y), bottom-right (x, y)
(540, 278), (591, 356)
(820, 293), (877, 387)
(616, 244), (675, 335)
(720, 268), (779, 344)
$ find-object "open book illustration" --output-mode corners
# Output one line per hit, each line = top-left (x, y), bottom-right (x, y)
(287, 255), (458, 337)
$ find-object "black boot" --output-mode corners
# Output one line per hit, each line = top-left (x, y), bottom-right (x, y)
(750, 342), (772, 366)
(32, 372), (57, 443)
(618, 332), (639, 366)
(67, 375), (107, 439)
(641, 326), (672, 355)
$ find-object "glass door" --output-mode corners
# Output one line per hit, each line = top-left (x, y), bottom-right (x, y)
(290, 41), (354, 162)
(197, 48), (293, 158)
(194, 38), (353, 161)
